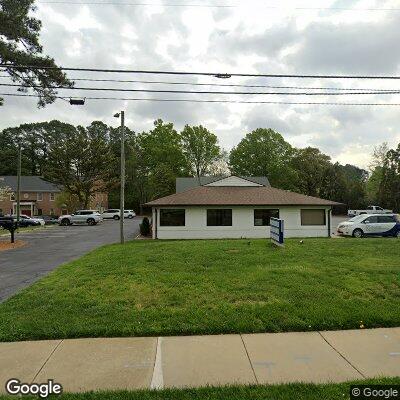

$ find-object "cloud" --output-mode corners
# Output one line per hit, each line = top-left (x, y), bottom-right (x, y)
(1, 0), (400, 169)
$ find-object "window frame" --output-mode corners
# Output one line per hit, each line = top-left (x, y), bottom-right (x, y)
(37, 192), (43, 201)
(159, 209), (186, 227)
(300, 209), (326, 226)
(206, 209), (232, 227)
(254, 209), (280, 226)
(49, 193), (55, 201)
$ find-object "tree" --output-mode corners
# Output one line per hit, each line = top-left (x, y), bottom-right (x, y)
(44, 121), (117, 208)
(0, 122), (56, 175)
(137, 119), (189, 197)
(181, 125), (221, 183)
(319, 162), (348, 203)
(378, 144), (400, 211)
(55, 191), (81, 214)
(367, 143), (389, 204)
(0, 185), (11, 202)
(0, 0), (72, 106)
(229, 128), (297, 189)
(290, 147), (331, 196)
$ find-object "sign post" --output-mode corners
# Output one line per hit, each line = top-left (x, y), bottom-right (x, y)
(270, 217), (284, 247)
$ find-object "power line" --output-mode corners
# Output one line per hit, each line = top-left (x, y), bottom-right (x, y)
(2, 83), (400, 96)
(2, 92), (400, 106)
(36, 1), (400, 11)
(1, 74), (397, 92)
(2, 64), (400, 80)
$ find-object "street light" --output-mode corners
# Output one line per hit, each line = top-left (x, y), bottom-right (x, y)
(114, 111), (125, 245)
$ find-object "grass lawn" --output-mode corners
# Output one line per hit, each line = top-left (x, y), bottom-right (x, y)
(0, 238), (399, 341)
(1, 378), (400, 400)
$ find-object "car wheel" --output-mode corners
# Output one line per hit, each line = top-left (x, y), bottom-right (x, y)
(352, 228), (364, 238)
(61, 219), (70, 226)
(113, 215), (120, 220)
(396, 231), (400, 238)
(128, 215), (133, 219)
(87, 218), (96, 226)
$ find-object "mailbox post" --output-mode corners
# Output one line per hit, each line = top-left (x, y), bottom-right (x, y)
(0, 217), (18, 243)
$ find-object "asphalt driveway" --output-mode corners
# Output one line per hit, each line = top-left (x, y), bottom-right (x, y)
(0, 218), (142, 302)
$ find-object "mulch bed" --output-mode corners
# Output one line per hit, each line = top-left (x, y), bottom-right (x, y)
(0, 240), (26, 252)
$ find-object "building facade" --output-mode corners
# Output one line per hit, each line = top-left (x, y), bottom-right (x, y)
(0, 176), (108, 216)
(145, 176), (341, 239)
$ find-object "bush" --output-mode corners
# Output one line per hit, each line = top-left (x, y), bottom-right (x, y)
(140, 217), (151, 236)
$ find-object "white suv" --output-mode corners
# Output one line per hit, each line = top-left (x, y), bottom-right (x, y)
(337, 214), (400, 238)
(58, 210), (103, 226)
(124, 210), (136, 219)
(102, 209), (136, 220)
(102, 209), (121, 220)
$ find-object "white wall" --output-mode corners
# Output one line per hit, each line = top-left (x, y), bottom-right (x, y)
(154, 206), (331, 239)
(205, 176), (262, 187)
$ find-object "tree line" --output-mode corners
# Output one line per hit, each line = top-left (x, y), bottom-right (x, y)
(0, 119), (399, 212)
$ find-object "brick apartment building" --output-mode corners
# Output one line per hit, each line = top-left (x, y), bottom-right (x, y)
(0, 176), (108, 217)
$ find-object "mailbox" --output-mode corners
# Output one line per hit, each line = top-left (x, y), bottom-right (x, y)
(0, 217), (18, 243)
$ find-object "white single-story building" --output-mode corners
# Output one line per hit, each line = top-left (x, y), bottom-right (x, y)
(145, 176), (342, 240)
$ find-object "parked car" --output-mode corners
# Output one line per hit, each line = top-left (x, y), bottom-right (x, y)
(102, 209), (136, 220)
(102, 209), (121, 220)
(347, 205), (392, 217)
(337, 214), (400, 238)
(41, 215), (59, 225)
(7, 214), (45, 227)
(124, 210), (136, 219)
(58, 210), (103, 226)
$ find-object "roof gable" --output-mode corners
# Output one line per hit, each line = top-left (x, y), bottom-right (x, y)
(204, 175), (263, 187)
(176, 176), (270, 192)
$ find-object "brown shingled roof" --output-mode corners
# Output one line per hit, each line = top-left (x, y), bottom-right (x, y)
(144, 186), (343, 207)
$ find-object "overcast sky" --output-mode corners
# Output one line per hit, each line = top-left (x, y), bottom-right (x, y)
(1, 0), (400, 168)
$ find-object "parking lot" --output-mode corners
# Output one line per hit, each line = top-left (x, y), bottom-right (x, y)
(0, 218), (142, 302)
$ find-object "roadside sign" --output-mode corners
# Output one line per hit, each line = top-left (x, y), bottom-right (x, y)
(270, 217), (284, 247)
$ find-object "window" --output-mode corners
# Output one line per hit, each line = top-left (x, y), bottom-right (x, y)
(49, 193), (55, 201)
(10, 193), (15, 201)
(160, 209), (185, 226)
(301, 209), (326, 226)
(37, 209), (43, 216)
(37, 193), (43, 201)
(363, 215), (378, 224)
(207, 209), (232, 226)
(50, 209), (55, 216)
(254, 209), (279, 226)
(378, 215), (396, 223)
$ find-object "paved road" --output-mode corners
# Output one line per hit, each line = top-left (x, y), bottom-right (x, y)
(0, 218), (141, 302)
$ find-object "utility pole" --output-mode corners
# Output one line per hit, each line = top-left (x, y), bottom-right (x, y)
(16, 142), (22, 225)
(114, 111), (125, 244)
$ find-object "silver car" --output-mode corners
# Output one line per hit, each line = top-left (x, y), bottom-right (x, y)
(58, 210), (103, 226)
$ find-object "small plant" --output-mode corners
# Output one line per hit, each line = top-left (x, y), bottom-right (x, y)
(140, 217), (151, 236)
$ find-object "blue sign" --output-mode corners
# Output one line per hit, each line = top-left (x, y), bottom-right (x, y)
(270, 217), (284, 246)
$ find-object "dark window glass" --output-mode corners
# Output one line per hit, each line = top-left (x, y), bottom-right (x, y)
(301, 209), (326, 226)
(37, 209), (43, 216)
(363, 215), (378, 223)
(254, 209), (279, 226)
(160, 209), (185, 226)
(207, 209), (232, 226)
(367, 206), (373, 210)
(378, 215), (396, 223)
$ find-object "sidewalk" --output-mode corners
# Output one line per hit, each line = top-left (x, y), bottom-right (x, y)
(1, 328), (400, 393)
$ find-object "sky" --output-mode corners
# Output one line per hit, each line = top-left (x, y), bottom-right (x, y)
(1, 0), (400, 169)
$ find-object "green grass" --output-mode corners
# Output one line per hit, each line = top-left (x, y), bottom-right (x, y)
(0, 238), (399, 341)
(1, 378), (400, 400)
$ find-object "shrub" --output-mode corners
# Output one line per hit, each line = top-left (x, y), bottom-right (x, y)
(140, 217), (151, 236)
